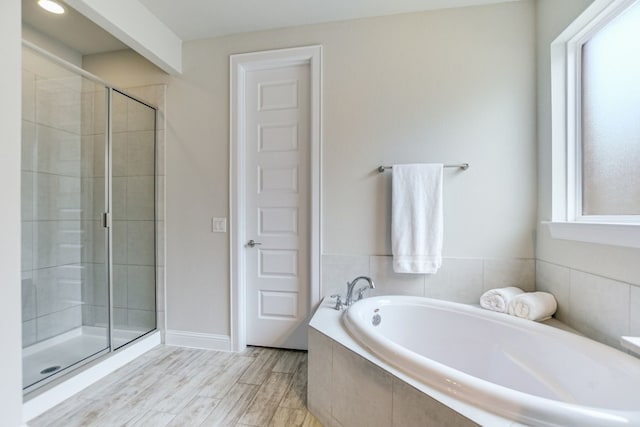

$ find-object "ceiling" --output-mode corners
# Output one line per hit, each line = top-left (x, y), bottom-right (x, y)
(22, 0), (127, 55)
(22, 0), (517, 57)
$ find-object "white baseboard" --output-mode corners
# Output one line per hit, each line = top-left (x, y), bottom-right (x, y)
(165, 330), (231, 351)
(23, 331), (161, 423)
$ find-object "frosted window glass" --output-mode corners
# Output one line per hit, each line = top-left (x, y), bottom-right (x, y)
(581, 1), (640, 215)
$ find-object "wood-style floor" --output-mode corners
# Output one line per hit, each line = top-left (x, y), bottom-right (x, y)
(29, 345), (321, 427)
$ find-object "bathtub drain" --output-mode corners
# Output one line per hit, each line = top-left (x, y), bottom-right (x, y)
(372, 313), (381, 326)
(40, 365), (61, 375)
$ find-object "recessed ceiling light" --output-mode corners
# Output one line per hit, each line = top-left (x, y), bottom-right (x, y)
(38, 0), (65, 15)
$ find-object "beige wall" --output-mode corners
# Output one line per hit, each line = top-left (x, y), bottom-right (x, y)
(83, 49), (169, 87)
(165, 1), (537, 336)
(535, 0), (640, 287)
(1, 0), (25, 425)
(536, 0), (640, 348)
(23, 24), (83, 67)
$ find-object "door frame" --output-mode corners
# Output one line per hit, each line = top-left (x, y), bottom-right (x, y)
(229, 45), (322, 352)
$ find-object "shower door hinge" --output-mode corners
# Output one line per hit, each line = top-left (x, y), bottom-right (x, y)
(103, 212), (112, 228)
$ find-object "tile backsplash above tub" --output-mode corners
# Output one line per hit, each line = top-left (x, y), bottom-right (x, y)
(321, 255), (535, 305)
(323, 255), (640, 352)
(537, 260), (640, 351)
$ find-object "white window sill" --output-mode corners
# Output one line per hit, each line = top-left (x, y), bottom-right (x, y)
(543, 221), (640, 249)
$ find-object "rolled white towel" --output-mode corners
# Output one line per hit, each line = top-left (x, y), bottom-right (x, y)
(507, 292), (557, 321)
(479, 287), (524, 313)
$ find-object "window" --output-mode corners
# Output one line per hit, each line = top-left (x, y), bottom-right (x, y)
(581, 1), (640, 218)
(548, 0), (640, 248)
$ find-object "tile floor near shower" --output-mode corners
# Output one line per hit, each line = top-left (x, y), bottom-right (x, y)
(30, 345), (320, 427)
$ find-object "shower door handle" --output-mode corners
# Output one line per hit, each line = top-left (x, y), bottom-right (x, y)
(102, 212), (112, 228)
(247, 239), (262, 248)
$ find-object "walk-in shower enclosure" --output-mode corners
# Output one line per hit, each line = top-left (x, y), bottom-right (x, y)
(21, 45), (157, 392)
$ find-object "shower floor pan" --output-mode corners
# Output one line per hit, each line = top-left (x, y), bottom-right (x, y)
(23, 327), (147, 389)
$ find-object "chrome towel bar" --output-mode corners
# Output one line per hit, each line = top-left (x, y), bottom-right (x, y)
(377, 163), (469, 173)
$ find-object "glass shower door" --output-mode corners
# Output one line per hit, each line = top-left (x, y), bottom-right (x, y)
(22, 46), (158, 392)
(21, 48), (110, 390)
(110, 89), (157, 349)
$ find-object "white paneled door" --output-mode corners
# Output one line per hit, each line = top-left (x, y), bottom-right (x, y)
(245, 63), (310, 350)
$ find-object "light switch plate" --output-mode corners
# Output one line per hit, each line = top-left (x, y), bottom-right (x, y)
(211, 217), (227, 233)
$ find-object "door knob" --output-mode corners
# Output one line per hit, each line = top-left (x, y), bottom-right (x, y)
(247, 239), (262, 248)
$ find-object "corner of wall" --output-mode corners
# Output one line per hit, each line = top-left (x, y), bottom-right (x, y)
(1, 1), (27, 425)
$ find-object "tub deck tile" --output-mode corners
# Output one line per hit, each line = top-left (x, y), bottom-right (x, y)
(331, 340), (393, 427)
(392, 378), (478, 427)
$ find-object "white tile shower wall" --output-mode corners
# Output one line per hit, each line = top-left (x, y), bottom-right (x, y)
(23, 68), (36, 122)
(86, 90), (159, 334)
(536, 260), (638, 350)
(36, 305), (82, 340)
(23, 319), (37, 348)
(370, 256), (426, 297)
(79, 86), (109, 335)
(22, 62), (166, 341)
(104, 84), (166, 339)
(321, 254), (371, 297)
(115, 84), (166, 336)
(36, 77), (82, 135)
(322, 255), (535, 305)
(631, 287), (640, 338)
(34, 265), (83, 316)
(21, 66), (86, 347)
(425, 258), (485, 304)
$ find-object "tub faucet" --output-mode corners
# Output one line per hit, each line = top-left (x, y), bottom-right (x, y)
(346, 276), (375, 306)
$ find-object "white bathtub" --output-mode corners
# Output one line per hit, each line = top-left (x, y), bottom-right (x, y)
(343, 296), (640, 427)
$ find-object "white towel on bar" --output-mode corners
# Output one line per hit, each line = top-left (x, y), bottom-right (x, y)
(479, 287), (524, 313)
(507, 292), (558, 321)
(392, 164), (443, 274)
